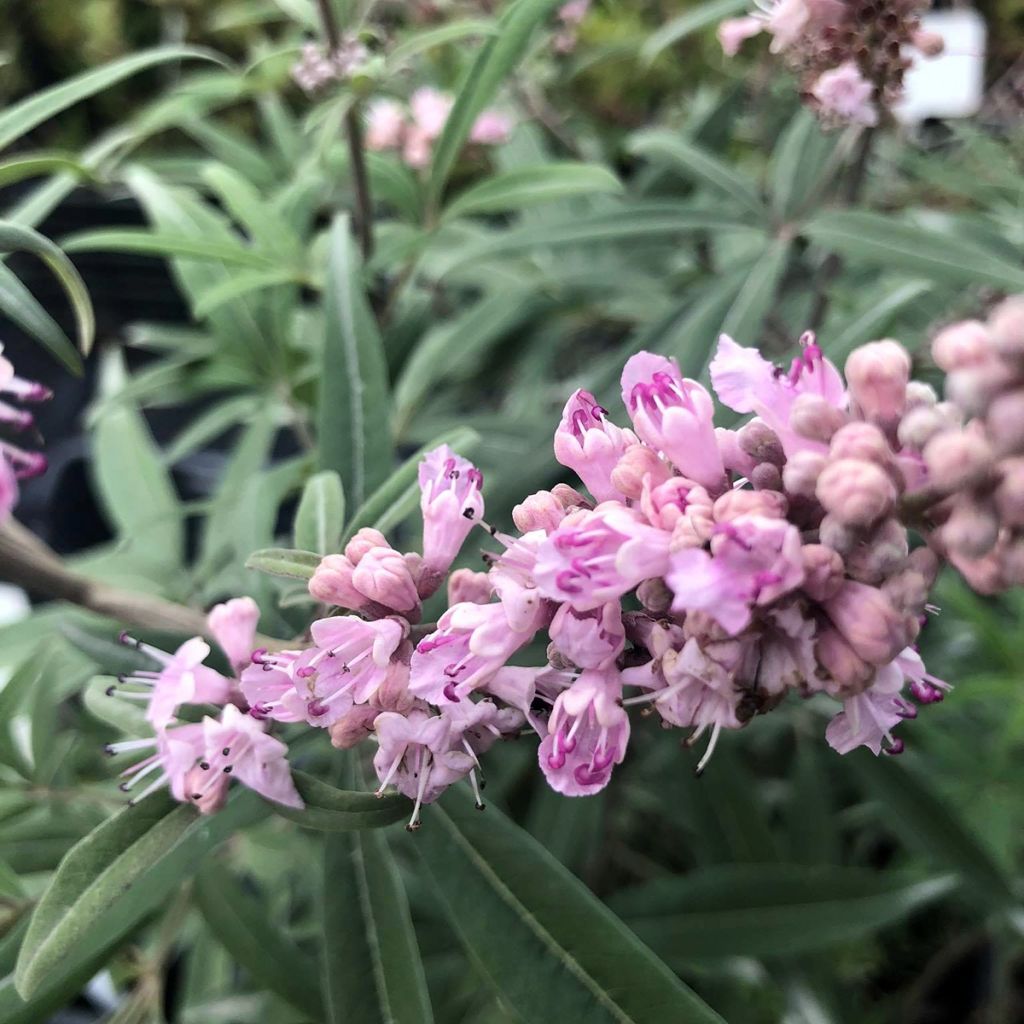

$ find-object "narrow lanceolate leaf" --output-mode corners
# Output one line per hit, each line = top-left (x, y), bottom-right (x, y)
(803, 210), (1024, 291)
(628, 132), (766, 220)
(388, 18), (497, 66)
(609, 865), (956, 961)
(322, 763), (432, 1024)
(61, 229), (280, 269)
(768, 109), (839, 221)
(720, 236), (792, 343)
(341, 426), (480, 544)
(0, 221), (93, 363)
(0, 262), (82, 375)
(245, 547), (321, 581)
(14, 792), (266, 998)
(641, 0), (746, 61)
(849, 752), (1016, 908)
(416, 792), (726, 1024)
(825, 280), (932, 363)
(443, 163), (623, 220)
(318, 215), (393, 508)
(0, 153), (95, 189)
(427, 0), (561, 209)
(294, 471), (346, 555)
(271, 771), (407, 831)
(195, 865), (323, 1020)
(0, 46), (225, 152)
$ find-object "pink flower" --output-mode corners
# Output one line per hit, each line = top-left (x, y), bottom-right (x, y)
(207, 597), (260, 672)
(810, 61), (878, 126)
(110, 721), (206, 805)
(469, 110), (513, 146)
(534, 504), (672, 611)
(538, 668), (629, 796)
(366, 98), (407, 151)
(558, 0), (590, 26)
(0, 347), (50, 518)
(766, 0), (810, 51)
(241, 654), (306, 723)
(0, 459), (18, 521)
(418, 444), (485, 579)
(190, 704), (303, 809)
(710, 333), (846, 456)
(553, 389), (638, 502)
(666, 514), (805, 634)
(410, 87), (454, 138)
(549, 601), (625, 669)
(718, 16), (763, 55)
(639, 475), (714, 539)
(402, 126), (433, 170)
(621, 352), (725, 490)
(488, 531), (549, 632)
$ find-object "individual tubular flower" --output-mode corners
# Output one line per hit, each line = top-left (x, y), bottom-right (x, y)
(621, 352), (726, 490)
(549, 601), (624, 670)
(553, 389), (638, 502)
(418, 444), (484, 589)
(207, 596), (260, 673)
(0, 347), (51, 519)
(538, 668), (629, 796)
(810, 62), (878, 127)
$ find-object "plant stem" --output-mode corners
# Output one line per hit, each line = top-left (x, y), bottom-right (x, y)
(806, 125), (875, 333)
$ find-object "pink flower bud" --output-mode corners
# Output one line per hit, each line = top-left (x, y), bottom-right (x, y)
(549, 602), (624, 669)
(789, 393), (848, 444)
(947, 362), (1017, 418)
(447, 568), (493, 605)
(329, 705), (380, 749)
(882, 566), (931, 617)
(815, 626), (874, 696)
(801, 543), (844, 601)
(712, 489), (787, 522)
(905, 381), (938, 409)
(551, 482), (590, 510)
(352, 546), (421, 615)
(923, 428), (995, 491)
(845, 340), (911, 427)
(513, 490), (567, 533)
(782, 450), (826, 498)
(636, 577), (672, 613)
(845, 518), (909, 584)
(717, 15), (762, 55)
(816, 458), (897, 527)
(751, 462), (783, 491)
(345, 527), (389, 565)
(995, 457), (1024, 527)
(309, 554), (364, 609)
(641, 475), (714, 531)
(898, 405), (950, 450)
(609, 443), (671, 500)
(554, 389), (638, 502)
(989, 295), (1024, 360)
(824, 581), (908, 665)
(947, 547), (1005, 595)
(819, 513), (858, 555)
(987, 389), (1024, 455)
(941, 498), (1000, 559)
(207, 596), (260, 671)
(828, 422), (893, 467)
(932, 319), (992, 371)
(738, 419), (785, 466)
(716, 427), (758, 476)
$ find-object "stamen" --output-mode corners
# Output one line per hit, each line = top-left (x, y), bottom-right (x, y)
(695, 722), (722, 776)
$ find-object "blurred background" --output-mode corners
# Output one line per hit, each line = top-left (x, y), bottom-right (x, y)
(1, 1), (1024, 1022)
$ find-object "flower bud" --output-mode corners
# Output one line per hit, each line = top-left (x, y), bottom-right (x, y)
(941, 498), (1000, 559)
(447, 568), (493, 605)
(994, 457), (1024, 527)
(845, 517), (909, 584)
(329, 705), (380, 749)
(1001, 537), (1024, 587)
(989, 295), (1024, 360)
(912, 29), (944, 55)
(987, 389), (1024, 455)
(309, 554), (364, 609)
(371, 659), (415, 713)
(636, 577), (672, 613)
(716, 427), (758, 476)
(609, 443), (670, 500)
(923, 428), (995, 491)
(352, 546), (421, 615)
(845, 340), (911, 427)
(946, 363), (1016, 418)
(551, 482), (590, 510)
(905, 381), (938, 409)
(947, 547), (1004, 595)
(738, 419), (784, 466)
(816, 457), (897, 527)
(828, 422), (893, 467)
(801, 543), (844, 601)
(932, 319), (992, 371)
(712, 488), (787, 522)
(882, 567), (931, 617)
(898, 405), (949, 450)
(789, 393), (847, 444)
(751, 462), (783, 491)
(815, 626), (874, 696)
(782, 450), (827, 498)
(819, 513), (858, 555)
(513, 490), (567, 533)
(345, 527), (389, 565)
(824, 581), (908, 665)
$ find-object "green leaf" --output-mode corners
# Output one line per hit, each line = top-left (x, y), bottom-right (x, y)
(163, 394), (260, 464)
(0, 153), (94, 189)
(0, 46), (225, 152)
(612, 866), (955, 961)
(272, 771), (408, 832)
(416, 791), (726, 1024)
(444, 162), (623, 220)
(61, 229), (280, 269)
(427, 0), (561, 209)
(720, 236), (792, 342)
(0, 649), (55, 777)
(245, 547), (321, 581)
(294, 471), (346, 555)
(82, 676), (150, 736)
(341, 426), (480, 543)
(0, 262), (82, 375)
(824, 280), (932, 363)
(0, 220), (93, 364)
(92, 402), (183, 568)
(769, 109), (839, 221)
(641, 0), (747, 62)
(201, 162), (301, 258)
(803, 210), (1024, 291)
(322, 758), (433, 1024)
(849, 752), (1016, 908)
(192, 268), (301, 318)
(317, 215), (393, 507)
(628, 132), (766, 220)
(389, 18), (497, 65)
(195, 864), (323, 1019)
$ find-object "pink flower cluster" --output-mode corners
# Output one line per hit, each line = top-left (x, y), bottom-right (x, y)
(292, 37), (369, 93)
(0, 347), (51, 519)
(106, 308), (1024, 826)
(718, 0), (943, 126)
(365, 88), (513, 169)
(553, 0), (591, 54)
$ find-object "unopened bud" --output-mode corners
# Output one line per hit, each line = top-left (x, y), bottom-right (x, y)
(912, 29), (944, 55)
(989, 295), (1024, 360)
(987, 389), (1024, 455)
(816, 457), (897, 527)
(923, 428), (995, 491)
(712, 489), (787, 521)
(372, 660), (415, 713)
(898, 405), (950, 450)
(789, 393), (847, 443)
(609, 443), (670, 499)
(513, 490), (567, 533)
(551, 482), (590, 510)
(819, 513), (859, 555)
(882, 567), (929, 617)
(738, 419), (784, 466)
(946, 363), (1016, 418)
(815, 626), (874, 696)
(329, 705), (380, 748)
(829, 422), (893, 467)
(447, 568), (493, 605)
(845, 517), (909, 585)
(824, 581), (908, 665)
(801, 543), (844, 601)
(905, 381), (938, 409)
(782, 450), (826, 498)
(907, 546), (940, 587)
(845, 340), (911, 427)
(941, 498), (1000, 559)
(751, 461), (783, 491)
(716, 427), (758, 476)
(637, 577), (672, 614)
(352, 546), (421, 615)
(345, 527), (389, 565)
(309, 554), (364, 609)
(932, 319), (992, 371)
